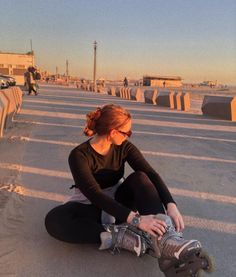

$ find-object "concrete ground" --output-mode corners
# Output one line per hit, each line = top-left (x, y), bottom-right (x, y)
(0, 84), (235, 277)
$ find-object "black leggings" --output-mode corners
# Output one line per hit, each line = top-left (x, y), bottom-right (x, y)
(45, 171), (165, 243)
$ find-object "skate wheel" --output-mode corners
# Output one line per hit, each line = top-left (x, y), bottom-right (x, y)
(194, 270), (202, 277)
(199, 251), (215, 273)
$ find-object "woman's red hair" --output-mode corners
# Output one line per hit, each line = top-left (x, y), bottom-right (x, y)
(83, 104), (131, 137)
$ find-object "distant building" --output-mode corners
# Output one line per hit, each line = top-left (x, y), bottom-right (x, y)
(143, 75), (182, 87)
(0, 51), (35, 85)
(199, 80), (217, 87)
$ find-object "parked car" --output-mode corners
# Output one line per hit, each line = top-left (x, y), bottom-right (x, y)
(0, 75), (16, 86)
(0, 77), (9, 89)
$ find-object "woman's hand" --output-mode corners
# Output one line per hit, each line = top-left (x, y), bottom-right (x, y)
(127, 211), (167, 238)
(138, 215), (167, 238)
(167, 203), (184, 232)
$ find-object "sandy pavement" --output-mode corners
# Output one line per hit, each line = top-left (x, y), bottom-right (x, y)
(0, 84), (235, 276)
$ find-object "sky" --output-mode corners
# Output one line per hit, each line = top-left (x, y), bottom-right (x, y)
(1, 0), (236, 84)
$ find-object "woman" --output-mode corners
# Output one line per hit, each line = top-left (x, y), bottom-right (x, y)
(45, 104), (203, 272)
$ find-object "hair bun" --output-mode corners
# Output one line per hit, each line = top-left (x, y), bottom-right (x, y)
(89, 107), (101, 121)
(84, 107), (102, 136)
(83, 126), (95, 137)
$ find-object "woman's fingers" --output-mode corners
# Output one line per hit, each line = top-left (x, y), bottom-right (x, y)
(179, 216), (185, 231)
(149, 230), (158, 237)
(154, 219), (167, 228)
(151, 220), (167, 236)
(153, 223), (166, 234)
(172, 215), (185, 232)
(174, 217), (180, 232)
(166, 203), (185, 232)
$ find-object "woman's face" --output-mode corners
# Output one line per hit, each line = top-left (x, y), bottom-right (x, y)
(110, 119), (132, 145)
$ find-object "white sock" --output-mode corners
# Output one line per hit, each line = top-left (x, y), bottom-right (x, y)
(99, 232), (113, 250)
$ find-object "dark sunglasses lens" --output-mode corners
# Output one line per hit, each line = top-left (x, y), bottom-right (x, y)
(118, 129), (132, 137)
(126, 130), (132, 137)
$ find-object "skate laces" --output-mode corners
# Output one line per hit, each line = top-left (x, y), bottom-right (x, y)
(161, 225), (182, 244)
(159, 226), (187, 257)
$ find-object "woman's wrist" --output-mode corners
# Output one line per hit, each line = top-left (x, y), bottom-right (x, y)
(167, 202), (177, 209)
(127, 211), (137, 224)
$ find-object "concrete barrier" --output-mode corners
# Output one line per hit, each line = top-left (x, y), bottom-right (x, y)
(115, 87), (121, 97)
(180, 92), (191, 111)
(201, 95), (236, 121)
(0, 102), (4, 137)
(86, 84), (90, 91)
(120, 87), (125, 98)
(122, 87), (127, 99)
(173, 91), (182, 110)
(120, 87), (130, 99)
(144, 89), (158, 104)
(123, 87), (128, 99)
(88, 84), (93, 91)
(111, 87), (116, 96)
(12, 87), (20, 112)
(12, 87), (23, 113)
(80, 84), (87, 90)
(156, 91), (174, 108)
(107, 86), (116, 96)
(1, 89), (18, 128)
(125, 88), (131, 100)
(107, 87), (111, 95)
(130, 88), (143, 102)
(0, 93), (8, 137)
(97, 85), (106, 93)
(0, 87), (24, 135)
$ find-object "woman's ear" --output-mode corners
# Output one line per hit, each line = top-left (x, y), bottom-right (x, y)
(109, 129), (116, 138)
(109, 129), (116, 139)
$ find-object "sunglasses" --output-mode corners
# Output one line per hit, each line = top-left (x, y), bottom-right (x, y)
(117, 129), (132, 138)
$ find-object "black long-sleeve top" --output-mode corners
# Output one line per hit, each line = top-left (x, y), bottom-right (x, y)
(68, 139), (175, 222)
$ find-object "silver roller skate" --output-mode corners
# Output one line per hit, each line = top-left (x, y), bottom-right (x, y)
(151, 214), (214, 277)
(99, 215), (214, 276)
(151, 214), (202, 260)
(99, 223), (152, 256)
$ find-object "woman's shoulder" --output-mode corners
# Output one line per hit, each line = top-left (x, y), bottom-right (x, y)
(69, 140), (91, 157)
(118, 140), (138, 153)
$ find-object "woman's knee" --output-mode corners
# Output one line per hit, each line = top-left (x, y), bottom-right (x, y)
(45, 205), (66, 236)
(45, 208), (56, 234)
(128, 171), (152, 185)
(127, 171), (160, 196)
(135, 171), (149, 180)
(128, 170), (146, 179)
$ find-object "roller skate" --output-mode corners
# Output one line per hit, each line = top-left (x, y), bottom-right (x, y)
(99, 214), (214, 276)
(150, 214), (202, 259)
(99, 223), (152, 256)
(150, 214), (214, 276)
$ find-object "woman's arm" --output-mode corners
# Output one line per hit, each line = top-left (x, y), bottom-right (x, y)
(68, 149), (131, 222)
(125, 141), (175, 208)
(125, 142), (185, 232)
(166, 203), (184, 232)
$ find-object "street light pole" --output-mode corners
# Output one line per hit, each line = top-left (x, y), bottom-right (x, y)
(30, 39), (34, 66)
(66, 59), (69, 83)
(93, 41), (97, 92)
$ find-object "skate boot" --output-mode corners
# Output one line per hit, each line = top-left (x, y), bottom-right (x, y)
(151, 214), (214, 276)
(99, 223), (152, 257)
(151, 214), (202, 261)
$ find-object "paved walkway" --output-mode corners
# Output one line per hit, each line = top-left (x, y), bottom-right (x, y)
(0, 84), (236, 276)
